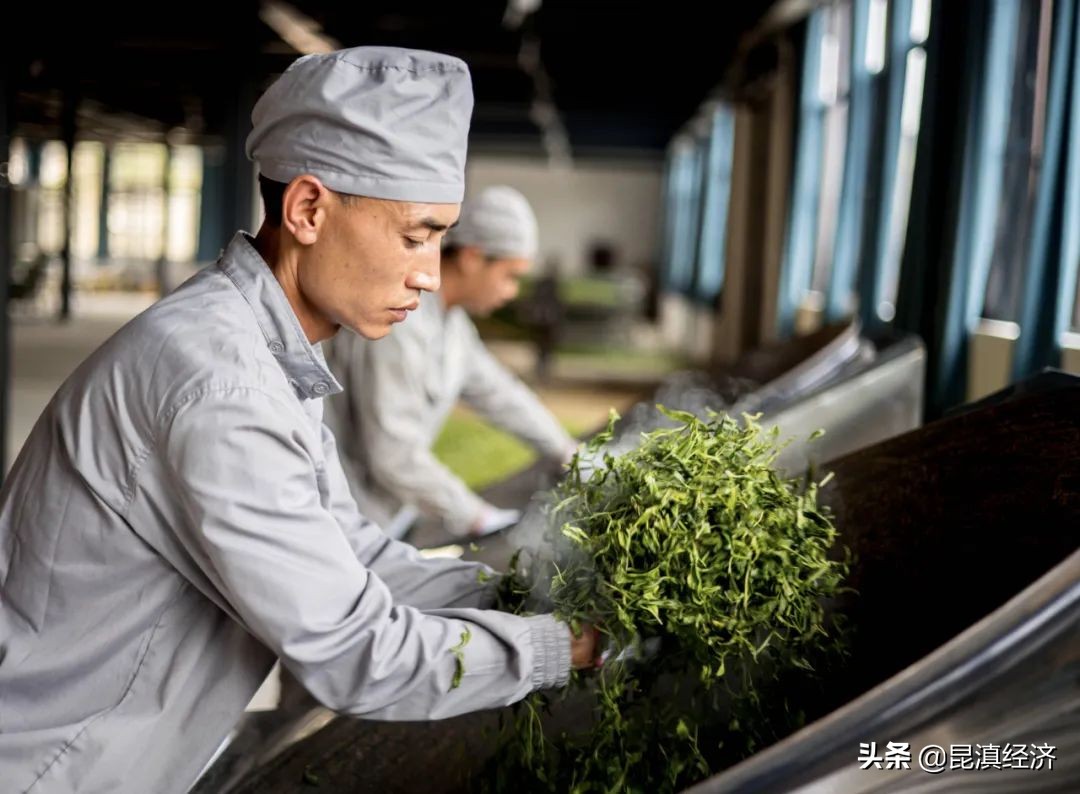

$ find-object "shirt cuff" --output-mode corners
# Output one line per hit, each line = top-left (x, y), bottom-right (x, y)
(537, 431), (577, 461)
(525, 614), (572, 690)
(443, 493), (489, 537)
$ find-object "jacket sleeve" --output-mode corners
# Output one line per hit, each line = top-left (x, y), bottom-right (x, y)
(163, 385), (570, 720)
(347, 325), (489, 535)
(319, 418), (497, 611)
(458, 318), (575, 461)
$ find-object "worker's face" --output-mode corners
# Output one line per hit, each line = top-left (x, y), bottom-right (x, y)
(454, 246), (532, 317)
(287, 178), (458, 339)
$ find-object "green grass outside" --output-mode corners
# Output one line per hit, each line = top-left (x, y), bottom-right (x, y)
(554, 344), (690, 376)
(433, 408), (591, 491)
(513, 274), (625, 308)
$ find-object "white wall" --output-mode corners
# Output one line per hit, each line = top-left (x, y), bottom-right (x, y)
(967, 319), (1019, 402)
(465, 156), (663, 277)
(1063, 332), (1080, 375)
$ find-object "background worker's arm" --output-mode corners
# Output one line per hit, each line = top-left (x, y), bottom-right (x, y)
(349, 326), (491, 536)
(320, 418), (500, 609)
(458, 317), (577, 462)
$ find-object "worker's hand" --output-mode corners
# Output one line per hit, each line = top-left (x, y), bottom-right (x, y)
(569, 623), (602, 670)
(468, 506), (522, 538)
(543, 442), (580, 478)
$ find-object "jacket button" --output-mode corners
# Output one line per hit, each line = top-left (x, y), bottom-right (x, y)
(312, 381), (330, 396)
(269, 340), (285, 353)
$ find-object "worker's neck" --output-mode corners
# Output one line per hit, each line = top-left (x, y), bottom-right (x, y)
(253, 223), (337, 344)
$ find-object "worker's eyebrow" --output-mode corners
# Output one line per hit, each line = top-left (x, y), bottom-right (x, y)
(407, 217), (459, 233)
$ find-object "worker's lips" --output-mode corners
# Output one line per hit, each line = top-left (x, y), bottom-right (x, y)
(388, 303), (418, 323)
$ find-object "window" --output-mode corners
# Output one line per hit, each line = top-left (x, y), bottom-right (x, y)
(1072, 277), (1080, 330)
(982, 0), (1053, 322)
(70, 143), (105, 260)
(661, 137), (705, 294)
(810, 2), (853, 296)
(693, 104), (736, 304)
(37, 141), (70, 256)
(30, 140), (107, 261)
(873, 0), (932, 323)
(108, 143), (168, 261)
(778, 2), (854, 334)
(107, 143), (202, 262)
(827, 0), (886, 320)
(165, 146), (204, 263)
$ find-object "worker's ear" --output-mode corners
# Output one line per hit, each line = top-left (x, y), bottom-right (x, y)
(456, 245), (486, 276)
(282, 175), (331, 246)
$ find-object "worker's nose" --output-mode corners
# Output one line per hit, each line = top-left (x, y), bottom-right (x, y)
(406, 256), (441, 293)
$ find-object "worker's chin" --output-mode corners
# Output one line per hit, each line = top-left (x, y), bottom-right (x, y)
(346, 318), (393, 341)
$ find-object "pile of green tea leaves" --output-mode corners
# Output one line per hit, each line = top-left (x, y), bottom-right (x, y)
(484, 407), (851, 793)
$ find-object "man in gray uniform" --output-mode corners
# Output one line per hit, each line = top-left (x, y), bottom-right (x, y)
(0, 47), (595, 794)
(326, 186), (577, 540)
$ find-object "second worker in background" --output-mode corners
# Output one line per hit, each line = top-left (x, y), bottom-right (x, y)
(325, 186), (577, 540)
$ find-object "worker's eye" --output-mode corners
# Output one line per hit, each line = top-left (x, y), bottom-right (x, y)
(404, 236), (426, 249)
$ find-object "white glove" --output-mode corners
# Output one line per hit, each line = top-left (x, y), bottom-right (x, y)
(561, 441), (581, 465)
(470, 506), (522, 538)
